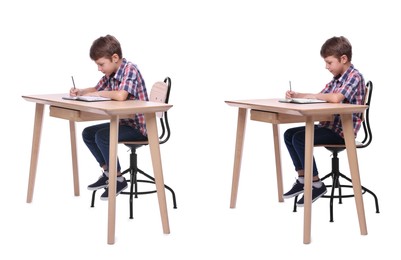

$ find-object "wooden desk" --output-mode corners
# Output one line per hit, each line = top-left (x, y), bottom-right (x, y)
(22, 93), (173, 244)
(225, 98), (368, 244)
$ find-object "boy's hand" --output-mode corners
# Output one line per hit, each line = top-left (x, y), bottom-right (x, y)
(69, 88), (79, 96)
(285, 90), (295, 99)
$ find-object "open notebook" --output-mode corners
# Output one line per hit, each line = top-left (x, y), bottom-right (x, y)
(62, 96), (112, 102)
(279, 98), (327, 104)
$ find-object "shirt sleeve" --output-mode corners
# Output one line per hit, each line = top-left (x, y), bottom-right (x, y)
(95, 76), (109, 91)
(120, 66), (147, 101)
(337, 74), (363, 104)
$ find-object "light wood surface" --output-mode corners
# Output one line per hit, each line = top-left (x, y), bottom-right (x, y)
(23, 93), (173, 244)
(225, 98), (367, 244)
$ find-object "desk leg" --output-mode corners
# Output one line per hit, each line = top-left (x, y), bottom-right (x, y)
(107, 116), (119, 245)
(341, 113), (367, 235)
(145, 112), (170, 234)
(27, 104), (45, 203)
(230, 108), (247, 208)
(303, 117), (314, 244)
(272, 124), (284, 202)
(69, 120), (80, 196)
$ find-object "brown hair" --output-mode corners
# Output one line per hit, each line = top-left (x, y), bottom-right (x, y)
(320, 36), (352, 62)
(89, 35), (123, 61)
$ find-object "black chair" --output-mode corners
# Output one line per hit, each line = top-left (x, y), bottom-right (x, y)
(90, 77), (177, 219)
(293, 81), (379, 222)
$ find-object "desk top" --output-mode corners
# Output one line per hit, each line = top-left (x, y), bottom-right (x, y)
(22, 93), (173, 116)
(226, 98), (367, 116)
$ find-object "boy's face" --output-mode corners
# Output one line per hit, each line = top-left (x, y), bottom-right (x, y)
(323, 55), (348, 77)
(94, 54), (119, 77)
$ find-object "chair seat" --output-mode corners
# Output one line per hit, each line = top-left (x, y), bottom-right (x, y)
(314, 140), (364, 150)
(122, 140), (149, 145)
(121, 140), (148, 150)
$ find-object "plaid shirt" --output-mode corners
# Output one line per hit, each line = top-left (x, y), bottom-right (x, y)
(318, 65), (365, 138)
(95, 58), (148, 136)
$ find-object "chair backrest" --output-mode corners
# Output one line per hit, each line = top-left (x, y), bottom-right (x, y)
(151, 77), (171, 144)
(151, 77), (171, 117)
(356, 80), (373, 148)
(122, 77), (172, 146)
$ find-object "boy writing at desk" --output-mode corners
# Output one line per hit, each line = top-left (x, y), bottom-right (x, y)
(69, 34), (148, 200)
(282, 36), (365, 206)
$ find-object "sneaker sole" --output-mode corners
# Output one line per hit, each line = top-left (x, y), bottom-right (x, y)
(87, 184), (108, 191)
(282, 190), (304, 199)
(99, 184), (128, 201)
(296, 190), (328, 207)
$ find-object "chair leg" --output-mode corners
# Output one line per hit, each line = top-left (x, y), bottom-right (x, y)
(336, 173), (380, 214)
(127, 149), (138, 219)
(128, 168), (135, 219)
(137, 169), (178, 209)
(328, 172), (340, 222)
(322, 171), (381, 222)
(92, 148), (178, 218)
(293, 195), (298, 212)
(326, 152), (341, 222)
(91, 190), (97, 207)
(119, 148), (178, 219)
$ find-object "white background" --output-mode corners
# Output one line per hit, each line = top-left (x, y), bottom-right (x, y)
(1, 0), (398, 259)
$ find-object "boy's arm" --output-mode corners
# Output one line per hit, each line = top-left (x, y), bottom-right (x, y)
(91, 89), (129, 101)
(313, 92), (344, 103)
(288, 91), (344, 103)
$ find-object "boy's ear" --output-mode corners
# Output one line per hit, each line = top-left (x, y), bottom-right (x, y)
(340, 54), (348, 64)
(112, 53), (120, 63)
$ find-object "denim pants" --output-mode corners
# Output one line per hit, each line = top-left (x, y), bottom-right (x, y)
(284, 125), (344, 177)
(82, 122), (147, 173)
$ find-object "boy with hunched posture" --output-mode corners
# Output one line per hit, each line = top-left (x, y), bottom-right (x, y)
(282, 36), (365, 206)
(69, 35), (148, 200)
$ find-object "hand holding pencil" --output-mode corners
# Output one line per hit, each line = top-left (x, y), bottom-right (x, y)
(69, 76), (79, 96)
(286, 80), (295, 99)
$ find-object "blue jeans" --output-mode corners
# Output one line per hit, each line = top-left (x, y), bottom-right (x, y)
(82, 123), (147, 173)
(284, 125), (344, 177)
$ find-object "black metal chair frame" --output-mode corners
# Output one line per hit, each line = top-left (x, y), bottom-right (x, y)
(293, 81), (379, 222)
(90, 77), (177, 219)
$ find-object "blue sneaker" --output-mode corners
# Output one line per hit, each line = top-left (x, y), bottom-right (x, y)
(283, 179), (304, 199)
(87, 172), (109, 190)
(100, 177), (128, 201)
(296, 182), (327, 207)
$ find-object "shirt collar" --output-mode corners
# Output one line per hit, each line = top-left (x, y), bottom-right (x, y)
(109, 58), (127, 82)
(336, 64), (354, 83)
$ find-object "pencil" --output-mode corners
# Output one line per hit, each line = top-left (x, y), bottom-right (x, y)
(289, 80), (292, 91)
(71, 76), (76, 89)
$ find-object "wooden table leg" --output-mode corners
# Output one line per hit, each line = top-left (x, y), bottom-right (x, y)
(230, 108), (248, 208)
(107, 116), (119, 245)
(69, 120), (80, 196)
(146, 112), (170, 234)
(341, 113), (367, 235)
(272, 124), (284, 202)
(27, 103), (44, 203)
(303, 117), (314, 244)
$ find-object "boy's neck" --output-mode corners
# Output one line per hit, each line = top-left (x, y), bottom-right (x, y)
(340, 63), (351, 75)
